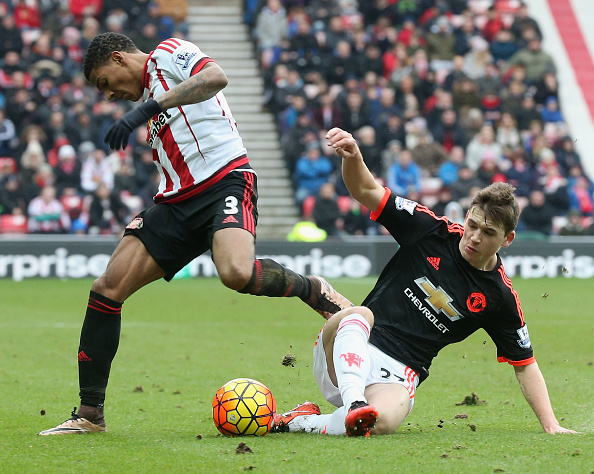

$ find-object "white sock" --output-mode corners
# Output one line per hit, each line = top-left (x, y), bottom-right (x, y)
(332, 314), (371, 410)
(297, 406), (347, 435)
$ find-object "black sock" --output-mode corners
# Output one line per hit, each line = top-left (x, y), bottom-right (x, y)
(238, 258), (312, 298)
(78, 291), (122, 408)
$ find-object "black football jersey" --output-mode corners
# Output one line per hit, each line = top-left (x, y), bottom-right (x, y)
(365, 190), (534, 383)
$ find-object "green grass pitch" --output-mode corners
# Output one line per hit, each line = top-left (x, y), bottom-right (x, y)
(0, 277), (592, 473)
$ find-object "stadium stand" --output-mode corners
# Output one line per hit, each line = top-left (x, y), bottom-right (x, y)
(1, 0), (593, 238)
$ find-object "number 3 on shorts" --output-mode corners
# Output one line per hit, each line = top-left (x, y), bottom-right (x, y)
(224, 196), (239, 215)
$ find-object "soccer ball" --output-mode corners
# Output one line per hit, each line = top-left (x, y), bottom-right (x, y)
(212, 378), (276, 436)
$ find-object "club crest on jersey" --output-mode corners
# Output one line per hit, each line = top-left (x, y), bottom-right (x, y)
(466, 292), (487, 313)
(339, 352), (364, 368)
(394, 196), (417, 215)
(175, 51), (196, 70)
(126, 217), (144, 230)
(516, 325), (531, 349)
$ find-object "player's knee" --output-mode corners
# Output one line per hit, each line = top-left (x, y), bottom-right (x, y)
(330, 306), (374, 327)
(218, 262), (253, 291)
(371, 409), (406, 435)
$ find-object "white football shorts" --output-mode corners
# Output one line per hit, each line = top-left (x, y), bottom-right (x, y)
(313, 326), (419, 413)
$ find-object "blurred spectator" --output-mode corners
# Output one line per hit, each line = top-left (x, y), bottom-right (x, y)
(519, 189), (554, 236)
(312, 181), (341, 237)
(288, 17), (320, 74)
(342, 198), (369, 236)
(540, 96), (564, 124)
(0, 108), (17, 156)
(376, 113), (406, 149)
(312, 92), (343, 131)
(386, 148), (421, 197)
(88, 182), (128, 235)
(355, 126), (382, 177)
(533, 71), (559, 106)
(81, 148), (114, 193)
(510, 2), (542, 44)
(327, 41), (360, 85)
(496, 112), (521, 149)
(426, 16), (456, 69)
(410, 131), (447, 177)
(432, 186), (454, 216)
(27, 185), (70, 234)
(568, 176), (594, 217)
(444, 200), (465, 225)
(450, 165), (482, 203)
(490, 29), (519, 65)
(463, 37), (493, 80)
(555, 136), (583, 177)
(254, 0), (288, 69)
(341, 90), (371, 132)
(0, 13), (24, 58)
(465, 123), (503, 172)
(559, 210), (588, 236)
(505, 148), (534, 198)
(506, 37), (556, 83)
(476, 153), (506, 187)
(293, 144), (334, 207)
(430, 108), (468, 153)
(0, 174), (27, 216)
(438, 145), (465, 186)
(54, 143), (82, 195)
(69, 0), (103, 25)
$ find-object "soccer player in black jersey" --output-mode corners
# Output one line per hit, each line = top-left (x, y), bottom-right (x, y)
(273, 128), (577, 437)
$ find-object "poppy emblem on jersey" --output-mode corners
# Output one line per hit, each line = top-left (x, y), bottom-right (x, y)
(126, 217), (144, 230)
(466, 292), (487, 313)
(340, 352), (364, 368)
(175, 51), (196, 70)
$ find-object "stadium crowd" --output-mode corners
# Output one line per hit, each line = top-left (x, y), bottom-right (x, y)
(0, 0), (189, 235)
(1, 0), (593, 238)
(246, 0), (594, 238)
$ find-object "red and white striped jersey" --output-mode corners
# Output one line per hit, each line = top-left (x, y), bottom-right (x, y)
(142, 38), (249, 204)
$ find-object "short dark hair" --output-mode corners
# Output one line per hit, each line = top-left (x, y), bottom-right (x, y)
(470, 182), (520, 235)
(83, 33), (138, 81)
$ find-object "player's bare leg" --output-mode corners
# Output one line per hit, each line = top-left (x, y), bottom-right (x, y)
(40, 236), (165, 435)
(365, 383), (411, 435)
(213, 228), (352, 317)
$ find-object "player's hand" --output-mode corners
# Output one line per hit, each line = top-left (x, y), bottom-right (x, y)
(325, 127), (361, 160)
(104, 98), (162, 149)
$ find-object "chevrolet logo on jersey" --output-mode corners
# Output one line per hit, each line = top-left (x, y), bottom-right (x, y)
(414, 276), (462, 322)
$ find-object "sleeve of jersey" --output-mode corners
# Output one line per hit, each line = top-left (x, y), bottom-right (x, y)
(484, 292), (535, 367)
(370, 187), (455, 246)
(153, 38), (215, 83)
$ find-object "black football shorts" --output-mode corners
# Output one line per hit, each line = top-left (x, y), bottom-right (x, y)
(123, 169), (258, 281)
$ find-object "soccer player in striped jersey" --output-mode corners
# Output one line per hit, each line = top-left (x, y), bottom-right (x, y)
(39, 33), (352, 435)
(273, 128), (576, 436)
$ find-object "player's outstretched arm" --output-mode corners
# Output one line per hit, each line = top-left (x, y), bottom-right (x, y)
(326, 128), (385, 212)
(157, 62), (228, 110)
(514, 362), (577, 433)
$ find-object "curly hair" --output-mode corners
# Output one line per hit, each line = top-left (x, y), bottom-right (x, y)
(470, 182), (520, 235)
(83, 33), (138, 81)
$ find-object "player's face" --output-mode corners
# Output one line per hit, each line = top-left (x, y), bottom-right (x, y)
(459, 207), (515, 271)
(89, 52), (144, 102)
